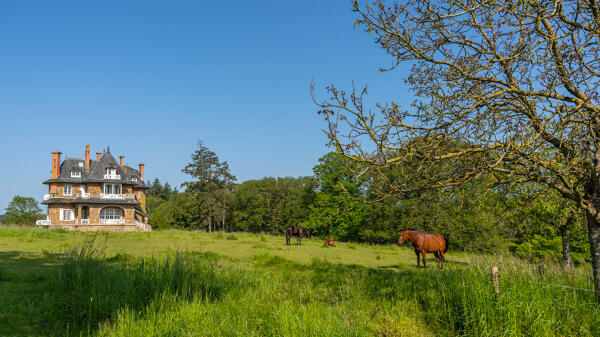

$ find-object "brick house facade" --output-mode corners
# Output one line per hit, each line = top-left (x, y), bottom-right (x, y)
(37, 145), (151, 232)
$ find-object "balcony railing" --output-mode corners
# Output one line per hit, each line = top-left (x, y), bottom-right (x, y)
(81, 219), (90, 224)
(79, 192), (90, 198)
(99, 218), (125, 225)
(36, 219), (51, 226)
(100, 193), (134, 199)
(43, 194), (51, 201)
(135, 220), (152, 231)
(101, 193), (123, 199)
(104, 173), (121, 180)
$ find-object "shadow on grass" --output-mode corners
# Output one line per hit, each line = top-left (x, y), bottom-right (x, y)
(0, 244), (244, 337)
(0, 250), (63, 336)
(300, 255), (600, 337)
(380, 258), (469, 270)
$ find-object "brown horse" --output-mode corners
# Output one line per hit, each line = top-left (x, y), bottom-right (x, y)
(324, 237), (336, 247)
(286, 226), (311, 246)
(397, 229), (448, 269)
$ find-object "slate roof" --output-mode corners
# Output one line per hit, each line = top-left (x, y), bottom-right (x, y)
(43, 151), (149, 189)
(135, 207), (150, 218)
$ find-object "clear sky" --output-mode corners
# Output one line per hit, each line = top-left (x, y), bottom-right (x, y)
(0, 0), (412, 210)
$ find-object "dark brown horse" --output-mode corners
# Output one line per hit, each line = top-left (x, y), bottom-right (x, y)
(286, 226), (311, 245)
(397, 229), (448, 269)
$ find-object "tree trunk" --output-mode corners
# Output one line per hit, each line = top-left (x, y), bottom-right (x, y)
(585, 212), (600, 303)
(208, 216), (212, 233)
(559, 225), (573, 267)
(222, 209), (226, 232)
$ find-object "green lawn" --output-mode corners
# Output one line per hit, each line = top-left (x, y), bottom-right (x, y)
(0, 226), (598, 336)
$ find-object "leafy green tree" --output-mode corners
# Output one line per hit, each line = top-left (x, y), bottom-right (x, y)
(307, 152), (368, 240)
(147, 178), (177, 201)
(315, 1), (600, 300)
(5, 196), (42, 225)
(181, 141), (236, 231)
(229, 177), (315, 234)
(502, 186), (588, 265)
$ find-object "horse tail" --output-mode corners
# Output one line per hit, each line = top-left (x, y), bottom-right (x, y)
(443, 236), (449, 253)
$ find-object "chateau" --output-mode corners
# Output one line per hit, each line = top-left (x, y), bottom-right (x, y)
(37, 145), (151, 232)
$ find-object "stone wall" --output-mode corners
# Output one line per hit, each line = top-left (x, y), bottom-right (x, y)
(48, 204), (136, 226)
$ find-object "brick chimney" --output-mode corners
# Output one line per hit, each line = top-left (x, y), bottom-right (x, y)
(51, 152), (62, 179)
(139, 163), (145, 180)
(96, 152), (101, 160)
(120, 156), (124, 167)
(85, 145), (90, 170)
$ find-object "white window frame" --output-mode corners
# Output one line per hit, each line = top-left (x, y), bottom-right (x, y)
(63, 185), (72, 196)
(100, 208), (122, 220)
(71, 171), (81, 178)
(132, 177), (137, 182)
(103, 183), (122, 195)
(106, 168), (117, 176)
(59, 208), (74, 221)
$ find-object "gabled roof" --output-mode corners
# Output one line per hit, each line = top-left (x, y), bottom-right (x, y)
(43, 151), (148, 189)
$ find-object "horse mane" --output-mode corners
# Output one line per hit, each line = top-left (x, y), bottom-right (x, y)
(443, 236), (449, 253)
(402, 228), (424, 234)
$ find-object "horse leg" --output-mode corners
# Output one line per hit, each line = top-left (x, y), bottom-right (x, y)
(422, 251), (427, 268)
(440, 250), (445, 269)
(434, 252), (441, 269)
(414, 249), (420, 268)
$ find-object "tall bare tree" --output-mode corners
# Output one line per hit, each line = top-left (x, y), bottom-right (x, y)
(314, 0), (600, 300)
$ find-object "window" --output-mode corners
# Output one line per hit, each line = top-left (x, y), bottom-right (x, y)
(100, 208), (122, 220)
(132, 177), (137, 182)
(63, 185), (72, 196)
(106, 168), (117, 176)
(78, 162), (84, 168)
(71, 171), (81, 178)
(103, 183), (121, 195)
(61, 209), (74, 221)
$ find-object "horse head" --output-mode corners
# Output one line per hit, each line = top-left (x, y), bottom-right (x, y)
(397, 229), (410, 245)
(304, 228), (312, 239)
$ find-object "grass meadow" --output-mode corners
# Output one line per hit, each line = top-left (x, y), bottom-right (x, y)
(1, 226), (599, 336)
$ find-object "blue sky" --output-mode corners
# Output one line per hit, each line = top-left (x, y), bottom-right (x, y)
(0, 0), (412, 210)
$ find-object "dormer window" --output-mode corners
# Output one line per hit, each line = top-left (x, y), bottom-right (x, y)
(104, 168), (120, 180)
(132, 177), (137, 182)
(78, 162), (84, 168)
(71, 171), (81, 178)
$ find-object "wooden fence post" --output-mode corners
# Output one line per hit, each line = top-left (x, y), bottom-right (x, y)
(491, 266), (500, 300)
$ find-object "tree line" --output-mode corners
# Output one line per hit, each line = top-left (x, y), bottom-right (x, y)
(148, 142), (589, 265)
(310, 0), (600, 300)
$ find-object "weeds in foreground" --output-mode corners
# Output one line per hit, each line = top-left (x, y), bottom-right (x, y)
(44, 239), (243, 334)
(2, 228), (599, 336)
(40, 242), (600, 337)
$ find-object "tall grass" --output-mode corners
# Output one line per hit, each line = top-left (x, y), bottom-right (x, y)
(103, 257), (600, 337)
(43, 236), (245, 334)
(359, 257), (600, 336)
(10, 231), (599, 336)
